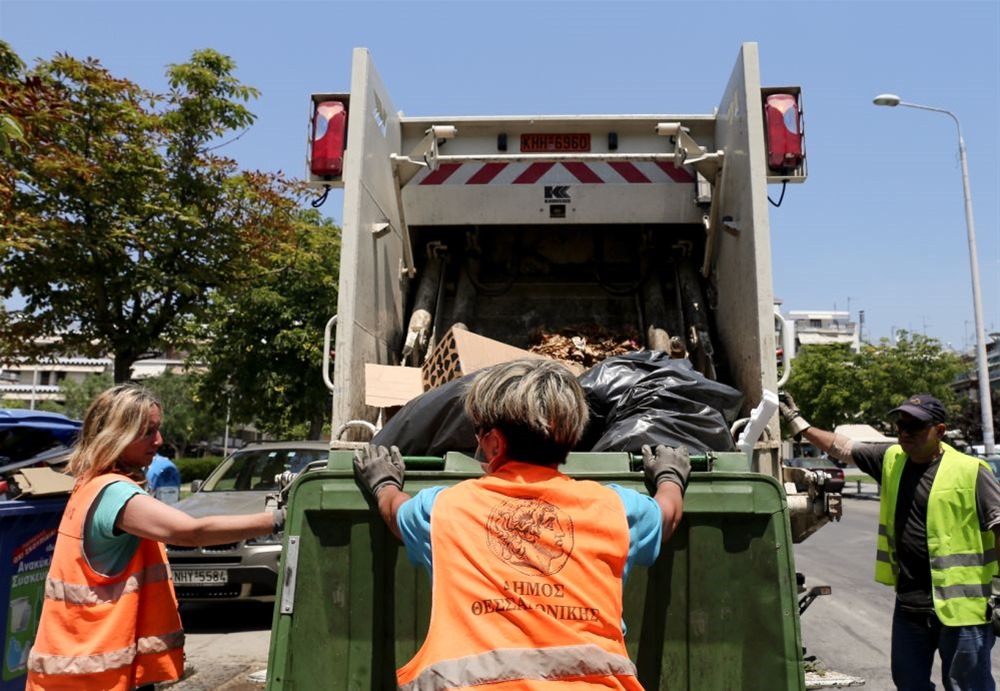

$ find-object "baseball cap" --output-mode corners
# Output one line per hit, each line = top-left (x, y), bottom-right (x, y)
(889, 394), (947, 424)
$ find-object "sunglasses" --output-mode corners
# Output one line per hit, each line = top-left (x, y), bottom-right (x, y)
(895, 419), (933, 435)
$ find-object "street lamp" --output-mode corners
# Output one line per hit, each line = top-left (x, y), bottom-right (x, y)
(873, 93), (995, 455)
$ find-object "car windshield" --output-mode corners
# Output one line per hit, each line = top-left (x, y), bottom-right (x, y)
(202, 447), (328, 492)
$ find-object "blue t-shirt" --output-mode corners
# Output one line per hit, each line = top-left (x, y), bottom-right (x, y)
(397, 483), (662, 584)
(84, 481), (148, 576)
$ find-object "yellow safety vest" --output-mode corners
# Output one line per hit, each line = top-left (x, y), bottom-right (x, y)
(875, 443), (997, 625)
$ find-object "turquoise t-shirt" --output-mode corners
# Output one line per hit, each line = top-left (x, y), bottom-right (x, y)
(83, 481), (148, 576)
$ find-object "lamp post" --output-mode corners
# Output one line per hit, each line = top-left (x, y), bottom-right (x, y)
(874, 94), (995, 455)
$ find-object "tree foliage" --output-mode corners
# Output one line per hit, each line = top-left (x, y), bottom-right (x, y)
(141, 372), (225, 457)
(785, 332), (966, 434)
(59, 372), (113, 420)
(955, 388), (1000, 448)
(0, 42), (310, 381)
(192, 209), (340, 440)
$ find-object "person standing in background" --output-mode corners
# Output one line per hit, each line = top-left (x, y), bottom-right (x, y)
(780, 392), (999, 691)
(146, 452), (181, 505)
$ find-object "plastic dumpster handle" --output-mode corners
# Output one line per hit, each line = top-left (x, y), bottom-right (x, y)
(629, 453), (712, 473)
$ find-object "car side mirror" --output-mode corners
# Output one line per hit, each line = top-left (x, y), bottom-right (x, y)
(190, 479), (203, 493)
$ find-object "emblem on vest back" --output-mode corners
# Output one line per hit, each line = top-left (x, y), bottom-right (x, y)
(486, 498), (574, 576)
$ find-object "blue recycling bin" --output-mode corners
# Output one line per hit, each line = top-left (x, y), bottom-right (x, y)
(0, 498), (67, 691)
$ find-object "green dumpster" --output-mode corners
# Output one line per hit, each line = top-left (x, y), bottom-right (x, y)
(266, 452), (805, 690)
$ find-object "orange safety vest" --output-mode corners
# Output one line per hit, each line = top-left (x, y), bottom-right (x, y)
(26, 473), (184, 690)
(397, 462), (644, 691)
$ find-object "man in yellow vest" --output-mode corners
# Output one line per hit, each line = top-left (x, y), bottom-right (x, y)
(780, 392), (999, 690)
(355, 359), (688, 690)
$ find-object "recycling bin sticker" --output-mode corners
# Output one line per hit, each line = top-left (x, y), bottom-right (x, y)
(4, 528), (56, 681)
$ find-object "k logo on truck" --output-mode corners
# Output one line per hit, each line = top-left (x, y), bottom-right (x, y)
(544, 186), (570, 203)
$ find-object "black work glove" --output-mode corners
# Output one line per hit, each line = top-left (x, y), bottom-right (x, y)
(641, 444), (691, 495)
(353, 444), (405, 497)
(778, 391), (811, 436)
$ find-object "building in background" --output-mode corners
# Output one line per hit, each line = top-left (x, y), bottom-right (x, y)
(0, 343), (187, 407)
(952, 332), (1000, 402)
(786, 310), (860, 355)
(0, 356), (112, 405)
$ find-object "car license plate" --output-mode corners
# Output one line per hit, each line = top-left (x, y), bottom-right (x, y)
(172, 569), (228, 586)
(520, 133), (591, 153)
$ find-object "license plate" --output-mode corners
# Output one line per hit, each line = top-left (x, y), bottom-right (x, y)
(520, 133), (591, 153)
(172, 569), (228, 586)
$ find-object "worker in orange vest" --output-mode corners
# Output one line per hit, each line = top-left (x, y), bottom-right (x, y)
(26, 384), (285, 691)
(355, 358), (689, 690)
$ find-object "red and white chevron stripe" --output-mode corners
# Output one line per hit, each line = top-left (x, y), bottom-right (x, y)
(412, 161), (695, 186)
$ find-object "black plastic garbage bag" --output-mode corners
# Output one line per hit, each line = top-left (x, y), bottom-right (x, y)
(371, 375), (478, 457)
(585, 356), (743, 454)
(577, 351), (677, 448)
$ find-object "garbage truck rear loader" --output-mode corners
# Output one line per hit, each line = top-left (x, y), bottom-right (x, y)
(267, 43), (843, 690)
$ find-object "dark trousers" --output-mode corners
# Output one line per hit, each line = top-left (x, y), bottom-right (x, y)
(891, 600), (996, 691)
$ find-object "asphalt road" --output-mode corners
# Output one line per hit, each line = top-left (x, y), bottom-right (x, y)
(169, 488), (999, 690)
(795, 489), (1000, 689)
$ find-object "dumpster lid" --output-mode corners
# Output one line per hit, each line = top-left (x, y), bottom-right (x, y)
(0, 409), (82, 444)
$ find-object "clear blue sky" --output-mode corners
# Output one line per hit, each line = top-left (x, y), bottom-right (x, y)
(3, 0), (998, 352)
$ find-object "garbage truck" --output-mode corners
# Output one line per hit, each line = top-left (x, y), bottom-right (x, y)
(266, 43), (848, 690)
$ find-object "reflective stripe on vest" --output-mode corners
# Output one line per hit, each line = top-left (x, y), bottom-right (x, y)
(875, 443), (998, 625)
(28, 629), (184, 676)
(399, 644), (638, 691)
(45, 561), (172, 605)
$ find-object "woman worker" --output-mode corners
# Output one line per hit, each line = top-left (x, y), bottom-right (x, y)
(355, 358), (690, 690)
(26, 384), (285, 690)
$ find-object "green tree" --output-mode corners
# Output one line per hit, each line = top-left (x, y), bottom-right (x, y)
(0, 42), (25, 158)
(783, 343), (863, 431)
(855, 331), (965, 427)
(785, 332), (965, 435)
(0, 43), (309, 381)
(193, 209), (340, 440)
(955, 388), (1000, 449)
(142, 372), (224, 457)
(60, 372), (113, 419)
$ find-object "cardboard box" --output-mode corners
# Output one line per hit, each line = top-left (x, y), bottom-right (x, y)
(364, 328), (584, 409)
(13, 467), (75, 497)
(421, 327), (545, 390)
(364, 364), (424, 408)
(364, 328), (547, 409)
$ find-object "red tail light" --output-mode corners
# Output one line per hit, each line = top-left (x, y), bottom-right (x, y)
(764, 94), (803, 172)
(310, 101), (347, 179)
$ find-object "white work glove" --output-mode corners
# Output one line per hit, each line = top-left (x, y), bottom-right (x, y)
(779, 391), (812, 436)
(641, 444), (691, 495)
(271, 508), (286, 534)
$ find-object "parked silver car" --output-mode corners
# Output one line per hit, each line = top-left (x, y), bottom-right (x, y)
(166, 441), (329, 602)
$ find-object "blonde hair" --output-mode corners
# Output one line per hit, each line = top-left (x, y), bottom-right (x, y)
(464, 359), (588, 464)
(68, 384), (161, 483)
